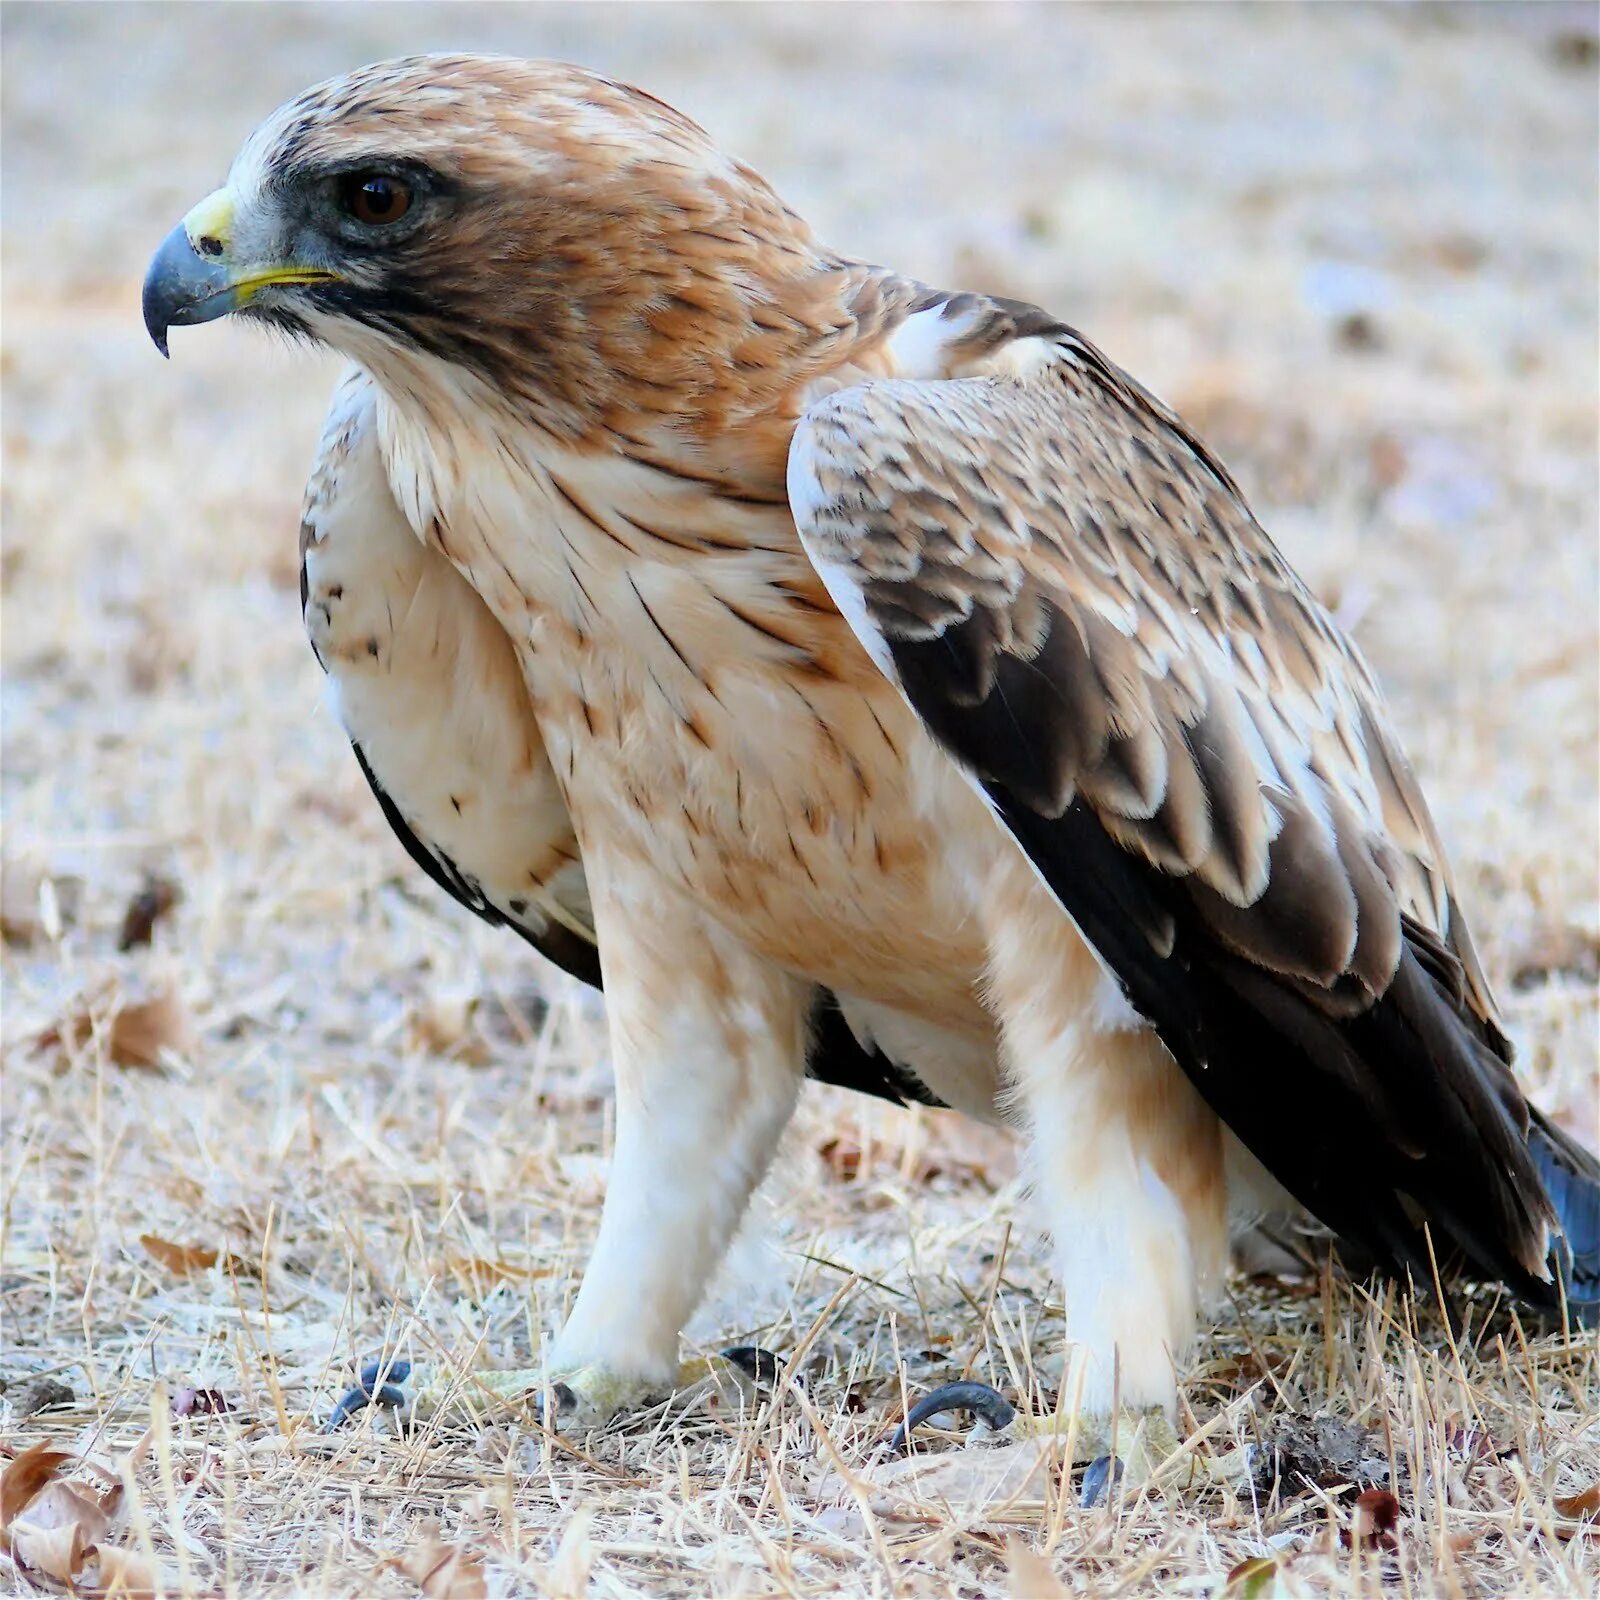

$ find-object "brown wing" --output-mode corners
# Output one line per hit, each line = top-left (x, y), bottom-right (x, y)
(791, 310), (1562, 1299)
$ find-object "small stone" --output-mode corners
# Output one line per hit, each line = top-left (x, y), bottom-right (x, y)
(14, 1376), (74, 1416)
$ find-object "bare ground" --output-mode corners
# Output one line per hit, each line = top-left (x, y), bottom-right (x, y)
(2, 4), (1597, 1596)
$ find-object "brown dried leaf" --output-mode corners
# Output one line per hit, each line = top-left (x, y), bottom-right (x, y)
(1367, 432), (1408, 492)
(406, 992), (491, 1064)
(107, 988), (194, 1067)
(140, 1234), (217, 1275)
(1225, 1556), (1286, 1597)
(1005, 1538), (1069, 1598)
(818, 1136), (863, 1181)
(12, 1377), (74, 1417)
(1553, 1482), (1600, 1521)
(401, 1540), (489, 1600)
(17, 1479), (110, 1544)
(11, 1514), (89, 1582)
(86, 1540), (164, 1596)
(9, 1477), (113, 1585)
(40, 988), (195, 1070)
(1344, 1487), (1401, 1552)
(1254, 1413), (1405, 1496)
(117, 875), (181, 951)
(0, 1440), (72, 1529)
(171, 1386), (232, 1417)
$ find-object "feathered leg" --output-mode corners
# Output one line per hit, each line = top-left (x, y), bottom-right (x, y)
(349, 861), (809, 1431)
(979, 849), (1229, 1491)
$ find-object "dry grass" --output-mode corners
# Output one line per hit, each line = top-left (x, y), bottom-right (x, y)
(2, 4), (1597, 1595)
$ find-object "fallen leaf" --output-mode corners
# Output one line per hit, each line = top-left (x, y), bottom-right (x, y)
(12, 1376), (74, 1417)
(124, 612), (192, 696)
(117, 875), (181, 951)
(108, 988), (194, 1067)
(402, 1540), (489, 1600)
(1, 1440), (72, 1529)
(39, 987), (195, 1070)
(1254, 1413), (1405, 1496)
(1553, 1482), (1600, 1520)
(1343, 1487), (1401, 1552)
(818, 1136), (863, 1181)
(1005, 1538), (1069, 1598)
(11, 1514), (89, 1582)
(1333, 310), (1385, 353)
(140, 1234), (217, 1275)
(170, 1386), (232, 1417)
(88, 1540), (164, 1596)
(406, 992), (491, 1063)
(7, 1476), (113, 1585)
(1367, 432), (1408, 492)
(1224, 1556), (1286, 1598)
(1551, 29), (1599, 68)
(16, 1478), (110, 1544)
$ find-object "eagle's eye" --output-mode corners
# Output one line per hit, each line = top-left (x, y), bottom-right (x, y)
(339, 173), (412, 226)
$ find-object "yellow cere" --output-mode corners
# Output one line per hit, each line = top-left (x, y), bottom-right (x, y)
(181, 187), (236, 254)
(181, 187), (336, 302)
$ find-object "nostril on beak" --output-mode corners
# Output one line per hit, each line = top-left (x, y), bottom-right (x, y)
(196, 235), (225, 258)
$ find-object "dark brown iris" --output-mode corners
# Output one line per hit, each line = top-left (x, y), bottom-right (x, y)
(341, 173), (411, 225)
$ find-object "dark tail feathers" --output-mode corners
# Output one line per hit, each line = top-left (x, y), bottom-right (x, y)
(1526, 1108), (1600, 1328)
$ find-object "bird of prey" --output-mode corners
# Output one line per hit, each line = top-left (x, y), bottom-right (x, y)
(144, 54), (1597, 1478)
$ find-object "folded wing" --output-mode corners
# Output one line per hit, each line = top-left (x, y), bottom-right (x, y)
(790, 303), (1591, 1308)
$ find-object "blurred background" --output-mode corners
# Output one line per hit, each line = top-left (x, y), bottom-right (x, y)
(1, 6), (1596, 1591)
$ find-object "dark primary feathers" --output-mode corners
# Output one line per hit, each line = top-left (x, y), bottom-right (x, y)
(793, 304), (1598, 1320)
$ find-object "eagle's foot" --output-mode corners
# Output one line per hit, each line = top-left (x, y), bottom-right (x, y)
(327, 1346), (773, 1432)
(891, 1380), (1251, 1503)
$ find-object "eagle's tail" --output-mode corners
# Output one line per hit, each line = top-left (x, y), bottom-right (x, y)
(1526, 1107), (1600, 1328)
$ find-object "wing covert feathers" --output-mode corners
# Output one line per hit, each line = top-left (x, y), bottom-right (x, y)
(791, 299), (1574, 1304)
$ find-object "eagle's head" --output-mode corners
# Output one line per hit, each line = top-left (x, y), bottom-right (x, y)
(143, 55), (827, 434)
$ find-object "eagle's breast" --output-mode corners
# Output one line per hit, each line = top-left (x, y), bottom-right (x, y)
(372, 382), (993, 1024)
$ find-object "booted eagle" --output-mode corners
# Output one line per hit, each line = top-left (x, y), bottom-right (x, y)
(145, 55), (1597, 1462)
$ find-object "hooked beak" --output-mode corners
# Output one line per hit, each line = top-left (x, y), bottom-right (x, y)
(142, 188), (336, 357)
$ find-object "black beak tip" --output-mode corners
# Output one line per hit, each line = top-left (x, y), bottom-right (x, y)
(141, 279), (172, 358)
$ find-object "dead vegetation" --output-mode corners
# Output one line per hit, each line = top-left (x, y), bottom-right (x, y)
(2, 3), (1596, 1595)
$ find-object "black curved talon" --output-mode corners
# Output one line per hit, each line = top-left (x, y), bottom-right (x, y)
(890, 1380), (1018, 1453)
(1079, 1452), (1124, 1507)
(719, 1345), (784, 1386)
(325, 1357), (412, 1431)
(527, 1381), (577, 1427)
